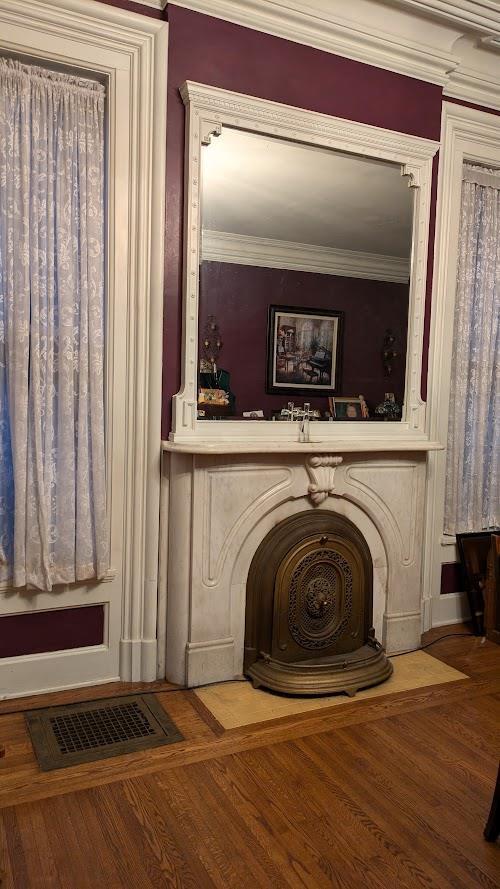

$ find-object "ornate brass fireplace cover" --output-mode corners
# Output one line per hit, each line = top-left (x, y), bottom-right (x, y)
(244, 512), (392, 696)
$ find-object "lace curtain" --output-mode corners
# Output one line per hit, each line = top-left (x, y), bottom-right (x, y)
(444, 163), (500, 534)
(0, 58), (109, 590)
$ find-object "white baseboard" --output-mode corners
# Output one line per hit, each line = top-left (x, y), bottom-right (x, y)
(0, 645), (119, 699)
(186, 637), (236, 687)
(383, 611), (422, 654)
(119, 637), (158, 682)
(431, 592), (470, 627)
(141, 639), (159, 682)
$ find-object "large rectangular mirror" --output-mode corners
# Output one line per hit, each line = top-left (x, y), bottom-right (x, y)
(198, 127), (413, 422)
(170, 82), (438, 445)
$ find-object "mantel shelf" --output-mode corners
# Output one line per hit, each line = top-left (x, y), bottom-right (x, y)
(162, 438), (443, 455)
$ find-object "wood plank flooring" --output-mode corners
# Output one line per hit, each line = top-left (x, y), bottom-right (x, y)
(0, 629), (499, 888)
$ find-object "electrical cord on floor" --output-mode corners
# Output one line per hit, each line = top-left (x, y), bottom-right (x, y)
(388, 631), (475, 658)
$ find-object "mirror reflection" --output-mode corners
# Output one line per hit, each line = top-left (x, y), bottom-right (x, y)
(198, 127), (413, 422)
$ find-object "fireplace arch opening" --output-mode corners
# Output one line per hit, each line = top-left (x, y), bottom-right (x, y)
(244, 511), (392, 696)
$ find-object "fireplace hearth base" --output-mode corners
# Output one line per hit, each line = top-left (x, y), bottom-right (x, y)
(247, 641), (393, 697)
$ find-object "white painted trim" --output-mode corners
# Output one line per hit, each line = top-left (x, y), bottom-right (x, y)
(133, 0), (167, 9)
(396, 0), (500, 34)
(186, 637), (236, 686)
(171, 80), (438, 447)
(482, 36), (500, 50)
(202, 230), (411, 282)
(163, 438), (442, 454)
(444, 66), (500, 113)
(421, 101), (500, 632)
(0, 0), (168, 693)
(156, 451), (170, 679)
(0, 646), (119, 700)
(0, 568), (117, 597)
(431, 592), (470, 627)
(169, 0), (460, 85)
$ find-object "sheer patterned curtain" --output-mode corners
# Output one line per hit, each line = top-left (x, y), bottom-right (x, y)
(0, 58), (109, 590)
(444, 163), (500, 534)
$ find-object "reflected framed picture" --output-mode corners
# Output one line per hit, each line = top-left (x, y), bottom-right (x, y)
(266, 305), (343, 395)
(329, 395), (369, 419)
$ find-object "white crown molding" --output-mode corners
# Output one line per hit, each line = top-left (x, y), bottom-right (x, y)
(202, 230), (411, 283)
(394, 1), (500, 35)
(482, 35), (500, 49)
(170, 0), (461, 85)
(445, 65), (500, 111)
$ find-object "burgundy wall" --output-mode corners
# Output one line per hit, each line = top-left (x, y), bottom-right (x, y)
(200, 262), (408, 416)
(163, 4), (443, 435)
(95, 0), (164, 18)
(0, 606), (104, 658)
(440, 562), (464, 596)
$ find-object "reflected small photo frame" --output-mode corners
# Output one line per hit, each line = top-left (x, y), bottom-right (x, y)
(329, 395), (369, 419)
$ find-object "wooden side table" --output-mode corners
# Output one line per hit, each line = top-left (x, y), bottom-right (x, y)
(484, 762), (500, 842)
(485, 533), (500, 645)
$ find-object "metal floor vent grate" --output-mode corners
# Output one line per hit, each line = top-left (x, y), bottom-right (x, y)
(25, 694), (184, 771)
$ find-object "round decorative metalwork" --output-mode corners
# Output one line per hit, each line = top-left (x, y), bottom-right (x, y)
(288, 548), (353, 650)
(305, 576), (335, 618)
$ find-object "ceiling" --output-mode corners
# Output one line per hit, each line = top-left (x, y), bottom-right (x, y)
(201, 127), (414, 258)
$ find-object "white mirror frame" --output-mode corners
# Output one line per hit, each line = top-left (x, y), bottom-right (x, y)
(169, 81), (439, 451)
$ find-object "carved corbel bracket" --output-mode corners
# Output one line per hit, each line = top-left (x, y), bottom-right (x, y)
(306, 455), (343, 506)
(401, 162), (421, 188)
(200, 120), (222, 145)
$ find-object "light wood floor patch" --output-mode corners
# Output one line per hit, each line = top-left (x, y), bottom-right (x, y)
(195, 650), (469, 728)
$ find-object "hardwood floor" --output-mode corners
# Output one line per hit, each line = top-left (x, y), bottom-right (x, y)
(0, 630), (499, 887)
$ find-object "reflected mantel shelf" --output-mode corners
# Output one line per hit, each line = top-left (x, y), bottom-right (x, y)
(162, 438), (443, 455)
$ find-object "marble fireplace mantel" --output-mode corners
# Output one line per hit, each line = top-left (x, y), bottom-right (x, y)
(163, 442), (439, 688)
(162, 439), (442, 454)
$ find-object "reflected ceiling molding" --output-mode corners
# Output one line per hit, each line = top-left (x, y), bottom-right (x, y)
(202, 230), (410, 283)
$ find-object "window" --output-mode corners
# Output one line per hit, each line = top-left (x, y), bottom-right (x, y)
(444, 163), (499, 534)
(0, 58), (108, 590)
